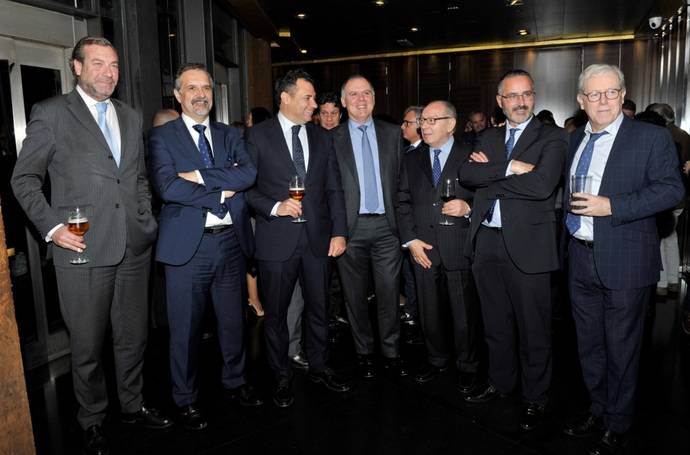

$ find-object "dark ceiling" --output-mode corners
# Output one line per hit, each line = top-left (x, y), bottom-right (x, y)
(256, 0), (666, 63)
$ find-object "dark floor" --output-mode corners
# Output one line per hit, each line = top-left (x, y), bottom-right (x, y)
(25, 277), (690, 455)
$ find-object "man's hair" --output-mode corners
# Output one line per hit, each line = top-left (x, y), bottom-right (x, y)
(497, 69), (534, 95)
(70, 36), (116, 78)
(403, 105), (424, 121)
(468, 110), (485, 120)
(577, 64), (626, 93)
(317, 92), (341, 109)
(275, 69), (315, 107)
(340, 75), (375, 99)
(622, 99), (637, 112)
(174, 63), (213, 91)
(645, 102), (675, 126)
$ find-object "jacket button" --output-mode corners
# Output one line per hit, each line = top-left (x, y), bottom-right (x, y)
(115, 203), (120, 208)
(116, 179), (120, 184)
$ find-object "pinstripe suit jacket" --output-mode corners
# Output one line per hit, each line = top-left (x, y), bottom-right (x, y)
(11, 89), (157, 267)
(396, 140), (474, 270)
(564, 117), (684, 289)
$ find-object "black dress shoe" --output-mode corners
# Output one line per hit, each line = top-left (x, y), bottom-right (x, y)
(290, 352), (310, 370)
(273, 380), (294, 408)
(520, 403), (546, 431)
(178, 404), (208, 431)
(383, 356), (409, 377)
(464, 384), (506, 403)
(224, 384), (263, 407)
(563, 413), (603, 438)
(82, 424), (109, 455)
(588, 430), (627, 455)
(357, 354), (377, 379)
(456, 373), (478, 394)
(414, 363), (447, 383)
(309, 368), (351, 392)
(122, 405), (173, 429)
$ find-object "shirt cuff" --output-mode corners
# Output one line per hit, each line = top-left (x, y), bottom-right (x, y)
(505, 160), (515, 176)
(46, 223), (63, 242)
(270, 202), (281, 217)
(402, 239), (417, 249)
(195, 170), (204, 185)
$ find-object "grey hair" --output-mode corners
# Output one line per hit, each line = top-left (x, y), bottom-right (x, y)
(340, 75), (375, 99)
(497, 69), (534, 95)
(645, 103), (675, 125)
(577, 64), (626, 93)
(174, 63), (214, 91)
(403, 105), (424, 121)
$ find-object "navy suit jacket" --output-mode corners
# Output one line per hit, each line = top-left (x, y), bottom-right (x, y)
(245, 118), (347, 262)
(564, 117), (684, 289)
(149, 117), (256, 265)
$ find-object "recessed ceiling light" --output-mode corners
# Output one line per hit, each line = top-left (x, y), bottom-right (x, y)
(410, 27), (419, 32)
(517, 29), (530, 36)
(374, 0), (386, 6)
(446, 0), (461, 10)
(300, 49), (308, 54)
(506, 0), (524, 6)
(270, 41), (280, 48)
(168, 33), (176, 38)
(279, 28), (291, 38)
(295, 12), (307, 19)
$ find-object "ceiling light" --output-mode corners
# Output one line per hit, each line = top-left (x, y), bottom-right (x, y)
(295, 12), (307, 19)
(270, 41), (280, 48)
(446, 0), (461, 10)
(279, 28), (291, 38)
(410, 27), (419, 32)
(506, 0), (524, 6)
(168, 33), (176, 38)
(300, 49), (308, 54)
(374, 0), (386, 6)
(517, 29), (530, 36)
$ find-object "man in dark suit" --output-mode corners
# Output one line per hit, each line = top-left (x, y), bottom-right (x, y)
(460, 70), (567, 431)
(246, 69), (350, 408)
(562, 64), (684, 455)
(396, 100), (481, 390)
(149, 63), (261, 430)
(332, 75), (406, 378)
(11, 36), (170, 455)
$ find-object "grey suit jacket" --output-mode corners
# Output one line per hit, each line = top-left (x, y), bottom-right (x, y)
(11, 89), (157, 267)
(332, 119), (403, 236)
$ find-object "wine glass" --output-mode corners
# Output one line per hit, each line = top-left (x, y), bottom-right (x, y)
(67, 206), (90, 264)
(288, 175), (307, 223)
(439, 178), (456, 226)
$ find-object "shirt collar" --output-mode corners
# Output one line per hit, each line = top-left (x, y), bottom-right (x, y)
(277, 111), (305, 134)
(429, 136), (454, 154)
(348, 117), (374, 131)
(181, 112), (210, 130)
(76, 84), (111, 109)
(411, 139), (422, 148)
(506, 115), (533, 133)
(584, 112), (624, 138)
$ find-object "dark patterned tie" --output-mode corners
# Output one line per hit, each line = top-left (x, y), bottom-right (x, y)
(192, 124), (227, 218)
(486, 128), (518, 222)
(432, 149), (442, 187)
(291, 124), (306, 179)
(565, 131), (608, 234)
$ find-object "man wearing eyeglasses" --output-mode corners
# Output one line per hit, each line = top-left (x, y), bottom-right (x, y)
(562, 64), (683, 455)
(459, 69), (567, 431)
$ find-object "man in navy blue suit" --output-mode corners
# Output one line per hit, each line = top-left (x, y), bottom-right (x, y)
(562, 64), (684, 455)
(149, 63), (260, 430)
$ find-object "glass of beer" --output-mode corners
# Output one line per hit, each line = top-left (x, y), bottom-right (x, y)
(439, 178), (456, 226)
(289, 175), (307, 223)
(67, 206), (90, 264)
(570, 175), (592, 211)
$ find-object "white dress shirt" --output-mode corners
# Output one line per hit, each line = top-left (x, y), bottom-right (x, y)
(270, 112), (311, 216)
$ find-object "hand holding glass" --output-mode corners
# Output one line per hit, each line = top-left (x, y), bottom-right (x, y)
(289, 175), (307, 223)
(67, 206), (90, 264)
(570, 175), (592, 211)
(439, 178), (456, 226)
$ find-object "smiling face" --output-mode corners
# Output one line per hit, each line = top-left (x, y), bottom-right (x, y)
(74, 44), (119, 101)
(577, 71), (625, 132)
(174, 68), (213, 123)
(496, 75), (535, 127)
(341, 77), (375, 124)
(280, 78), (317, 125)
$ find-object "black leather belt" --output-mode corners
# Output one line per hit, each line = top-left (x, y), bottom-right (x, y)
(204, 224), (233, 234)
(572, 237), (594, 248)
(358, 213), (384, 217)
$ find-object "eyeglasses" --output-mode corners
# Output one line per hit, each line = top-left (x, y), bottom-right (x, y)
(401, 120), (418, 126)
(581, 88), (622, 102)
(498, 90), (535, 102)
(319, 111), (340, 117)
(419, 116), (452, 125)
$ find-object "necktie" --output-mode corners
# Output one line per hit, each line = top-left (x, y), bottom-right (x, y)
(486, 128), (519, 222)
(96, 102), (120, 166)
(192, 124), (227, 218)
(291, 124), (306, 179)
(359, 125), (379, 212)
(432, 149), (442, 187)
(565, 131), (608, 235)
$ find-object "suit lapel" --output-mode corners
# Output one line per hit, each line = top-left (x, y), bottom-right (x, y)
(210, 122), (228, 166)
(510, 117), (541, 160)
(305, 123), (316, 181)
(565, 129), (587, 195)
(441, 142), (464, 181)
(111, 100), (127, 169)
(335, 124), (360, 187)
(599, 117), (631, 195)
(417, 144), (434, 185)
(269, 118), (298, 175)
(374, 120), (392, 205)
(173, 118), (206, 169)
(66, 90), (114, 162)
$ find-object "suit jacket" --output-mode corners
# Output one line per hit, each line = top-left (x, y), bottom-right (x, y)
(332, 119), (404, 236)
(11, 89), (157, 267)
(460, 118), (567, 274)
(245, 118), (347, 262)
(397, 141), (474, 270)
(148, 117), (256, 265)
(564, 117), (684, 289)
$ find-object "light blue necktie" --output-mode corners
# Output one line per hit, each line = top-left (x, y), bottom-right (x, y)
(192, 124), (228, 218)
(432, 149), (442, 187)
(359, 125), (378, 212)
(486, 128), (518, 222)
(565, 131), (608, 235)
(96, 102), (120, 166)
